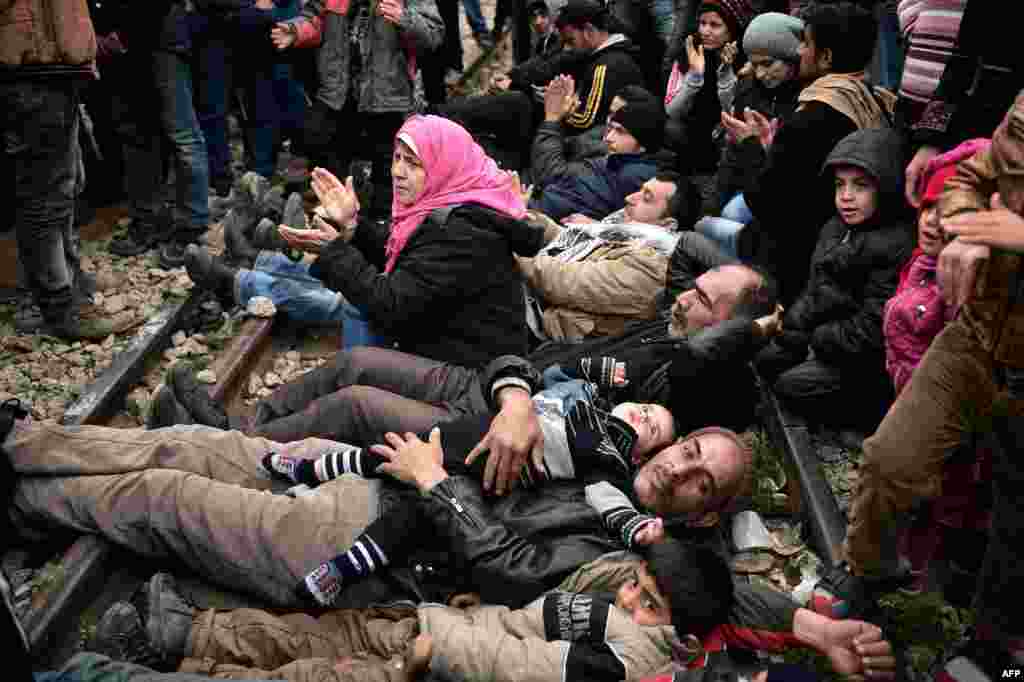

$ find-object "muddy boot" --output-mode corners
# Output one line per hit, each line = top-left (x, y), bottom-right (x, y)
(168, 363), (229, 429)
(39, 301), (115, 341)
(184, 245), (237, 308)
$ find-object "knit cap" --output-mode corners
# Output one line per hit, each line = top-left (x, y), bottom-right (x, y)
(918, 138), (992, 206)
(610, 95), (666, 152)
(697, 0), (755, 41)
(743, 12), (804, 62)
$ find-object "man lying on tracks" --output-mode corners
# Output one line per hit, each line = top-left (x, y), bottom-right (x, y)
(0, 397), (749, 611)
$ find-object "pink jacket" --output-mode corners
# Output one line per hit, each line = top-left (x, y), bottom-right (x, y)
(882, 249), (955, 395)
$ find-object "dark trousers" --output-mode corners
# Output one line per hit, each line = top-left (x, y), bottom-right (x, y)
(241, 57), (306, 178)
(250, 347), (489, 445)
(193, 29), (234, 190)
(121, 50), (210, 238)
(756, 343), (894, 430)
(436, 0), (463, 72)
(1, 79), (82, 313)
(440, 90), (536, 171)
(976, 413), (1024, 646)
(301, 98), (403, 218)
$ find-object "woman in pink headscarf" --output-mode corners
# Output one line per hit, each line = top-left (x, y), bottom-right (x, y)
(279, 114), (543, 367)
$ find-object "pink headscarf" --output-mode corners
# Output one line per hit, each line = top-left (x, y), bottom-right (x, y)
(383, 115), (527, 274)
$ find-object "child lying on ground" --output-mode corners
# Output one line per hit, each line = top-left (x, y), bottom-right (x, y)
(90, 540), (896, 682)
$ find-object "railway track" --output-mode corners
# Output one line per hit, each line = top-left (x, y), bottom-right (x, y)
(12, 290), (280, 665)
(9, 293), (850, 669)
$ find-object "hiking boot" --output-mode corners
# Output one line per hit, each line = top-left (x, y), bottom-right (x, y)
(90, 602), (167, 669)
(224, 213), (260, 268)
(146, 385), (196, 430)
(260, 185), (286, 222)
(39, 304), (116, 341)
(168, 363), (229, 429)
(110, 214), (174, 257)
(144, 573), (195, 661)
(252, 217), (290, 253)
(809, 560), (911, 620)
(159, 233), (207, 270)
(185, 245), (238, 307)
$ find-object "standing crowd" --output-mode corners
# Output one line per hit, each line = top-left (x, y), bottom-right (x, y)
(3, 0), (1024, 681)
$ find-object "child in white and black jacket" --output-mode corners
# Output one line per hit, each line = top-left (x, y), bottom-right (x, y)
(260, 368), (683, 606)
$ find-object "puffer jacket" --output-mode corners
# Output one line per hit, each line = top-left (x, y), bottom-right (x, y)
(286, 0), (442, 112)
(530, 151), (665, 221)
(308, 204), (544, 368)
(419, 556), (677, 682)
(883, 249), (954, 395)
(0, 0), (96, 77)
(779, 128), (915, 367)
(941, 89), (1024, 369)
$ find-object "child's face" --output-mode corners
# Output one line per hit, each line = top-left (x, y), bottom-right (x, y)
(834, 165), (880, 227)
(615, 563), (672, 626)
(917, 203), (944, 257)
(612, 402), (677, 461)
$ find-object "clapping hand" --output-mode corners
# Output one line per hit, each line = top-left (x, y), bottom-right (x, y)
(721, 41), (738, 67)
(311, 167), (360, 227)
(686, 35), (705, 75)
(543, 74), (578, 123)
(278, 214), (340, 254)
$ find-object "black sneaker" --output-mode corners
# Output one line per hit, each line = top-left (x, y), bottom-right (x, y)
(89, 602), (167, 669)
(224, 213), (260, 268)
(144, 573), (195, 662)
(168, 364), (229, 430)
(146, 386), (196, 430)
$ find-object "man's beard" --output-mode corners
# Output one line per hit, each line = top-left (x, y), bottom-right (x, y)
(667, 306), (690, 339)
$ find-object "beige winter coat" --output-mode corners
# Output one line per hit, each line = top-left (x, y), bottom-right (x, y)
(418, 555), (678, 682)
(518, 244), (669, 342)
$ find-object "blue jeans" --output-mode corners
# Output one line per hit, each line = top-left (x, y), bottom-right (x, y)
(154, 49), (210, 235)
(695, 216), (744, 259)
(721, 193), (753, 225)
(874, 3), (904, 90)
(236, 251), (389, 348)
(1, 79), (82, 311)
(462, 0), (488, 36)
(192, 22), (233, 190)
(649, 0), (675, 45)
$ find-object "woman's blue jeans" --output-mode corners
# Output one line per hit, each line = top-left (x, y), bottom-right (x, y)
(236, 251), (389, 348)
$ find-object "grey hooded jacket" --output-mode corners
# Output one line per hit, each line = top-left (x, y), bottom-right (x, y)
(286, 0), (443, 113)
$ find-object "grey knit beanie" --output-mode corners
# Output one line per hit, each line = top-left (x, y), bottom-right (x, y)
(743, 12), (804, 62)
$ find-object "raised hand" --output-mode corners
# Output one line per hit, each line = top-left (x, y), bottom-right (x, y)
(686, 35), (705, 75)
(377, 0), (405, 25)
(271, 22), (297, 50)
(311, 168), (360, 227)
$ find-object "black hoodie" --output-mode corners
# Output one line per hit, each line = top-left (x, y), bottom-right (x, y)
(310, 204), (545, 368)
(779, 127), (915, 366)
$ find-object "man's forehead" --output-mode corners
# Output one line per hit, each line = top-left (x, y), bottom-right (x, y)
(646, 178), (676, 201)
